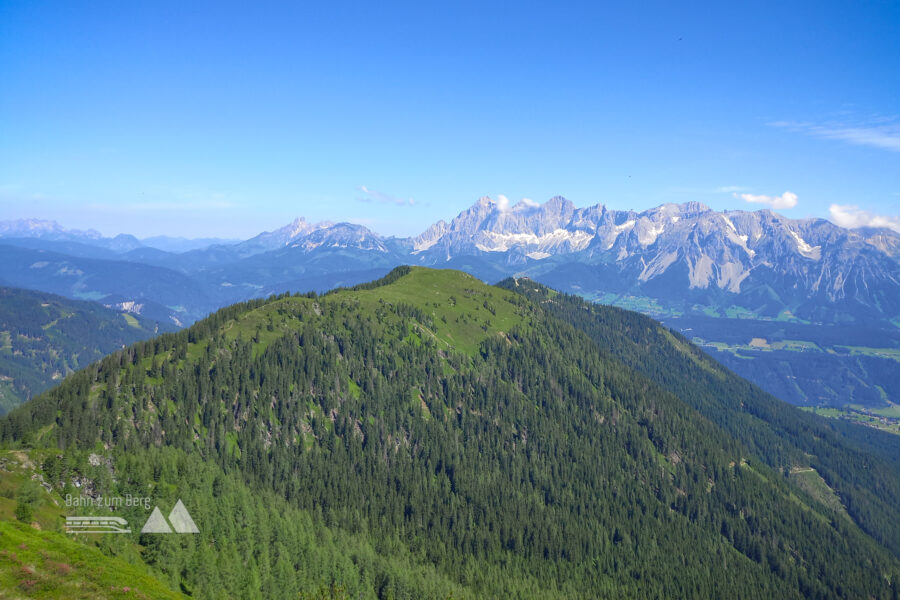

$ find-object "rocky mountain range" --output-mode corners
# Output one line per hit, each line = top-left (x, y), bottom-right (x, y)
(402, 197), (898, 322)
(2, 197), (898, 408)
(180, 196), (900, 323)
(4, 198), (899, 323)
(237, 198), (900, 318)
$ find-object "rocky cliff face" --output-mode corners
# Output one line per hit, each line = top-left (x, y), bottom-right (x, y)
(399, 197), (899, 322)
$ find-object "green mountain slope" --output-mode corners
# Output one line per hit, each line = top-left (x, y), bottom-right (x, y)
(0, 449), (184, 598)
(0, 286), (173, 414)
(498, 276), (900, 555)
(0, 520), (186, 599)
(2, 267), (899, 598)
(0, 447), (464, 599)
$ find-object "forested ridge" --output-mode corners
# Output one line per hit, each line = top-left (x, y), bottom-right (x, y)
(0, 286), (169, 414)
(498, 277), (900, 556)
(2, 267), (899, 598)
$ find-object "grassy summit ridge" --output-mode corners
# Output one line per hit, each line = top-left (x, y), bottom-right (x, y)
(1, 267), (899, 598)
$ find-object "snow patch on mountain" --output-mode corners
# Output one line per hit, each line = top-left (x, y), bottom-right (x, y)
(721, 215), (738, 233)
(789, 230), (821, 260)
(615, 220), (636, 233)
(477, 229), (594, 253)
(636, 220), (666, 246)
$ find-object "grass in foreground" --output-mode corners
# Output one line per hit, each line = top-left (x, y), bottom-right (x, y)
(0, 520), (184, 599)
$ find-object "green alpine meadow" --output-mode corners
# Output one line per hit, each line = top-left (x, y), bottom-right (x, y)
(1, 267), (899, 598)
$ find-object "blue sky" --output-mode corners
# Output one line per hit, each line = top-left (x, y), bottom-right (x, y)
(1, 0), (898, 238)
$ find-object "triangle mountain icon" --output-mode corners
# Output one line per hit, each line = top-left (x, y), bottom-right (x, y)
(168, 499), (199, 533)
(141, 506), (173, 533)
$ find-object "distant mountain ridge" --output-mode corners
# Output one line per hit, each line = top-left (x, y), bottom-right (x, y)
(403, 197), (900, 321)
(210, 196), (899, 325)
(3, 197), (898, 408)
(0, 218), (235, 253)
(7, 199), (897, 295)
(5, 198), (898, 325)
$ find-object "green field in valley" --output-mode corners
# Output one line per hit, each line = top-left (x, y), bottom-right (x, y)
(802, 406), (900, 436)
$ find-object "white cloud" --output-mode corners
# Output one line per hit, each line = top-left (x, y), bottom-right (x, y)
(772, 119), (900, 152)
(828, 204), (900, 232)
(735, 191), (798, 210)
(495, 194), (511, 211)
(818, 125), (900, 152)
(357, 186), (415, 206)
(714, 185), (749, 194)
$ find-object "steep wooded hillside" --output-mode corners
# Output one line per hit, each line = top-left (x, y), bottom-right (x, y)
(2, 268), (898, 598)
